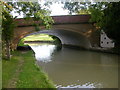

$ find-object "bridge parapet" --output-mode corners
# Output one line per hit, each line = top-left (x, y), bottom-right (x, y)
(15, 15), (91, 27)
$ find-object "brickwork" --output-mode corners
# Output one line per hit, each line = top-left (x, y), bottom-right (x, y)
(12, 15), (96, 50)
(14, 15), (91, 26)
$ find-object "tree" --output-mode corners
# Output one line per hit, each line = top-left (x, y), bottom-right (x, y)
(1, 1), (54, 60)
(8, 2), (54, 30)
(2, 1), (15, 60)
(63, 2), (120, 47)
(63, 2), (90, 14)
(101, 2), (120, 46)
(89, 2), (120, 46)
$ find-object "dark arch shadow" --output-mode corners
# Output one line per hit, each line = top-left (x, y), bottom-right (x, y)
(17, 33), (63, 51)
(24, 29), (91, 49)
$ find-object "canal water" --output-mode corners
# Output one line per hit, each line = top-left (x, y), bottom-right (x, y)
(28, 43), (119, 88)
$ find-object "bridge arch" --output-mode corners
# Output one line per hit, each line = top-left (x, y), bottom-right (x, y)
(16, 29), (91, 49)
(12, 15), (96, 50)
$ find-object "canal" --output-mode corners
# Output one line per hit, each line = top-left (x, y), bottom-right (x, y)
(27, 43), (119, 88)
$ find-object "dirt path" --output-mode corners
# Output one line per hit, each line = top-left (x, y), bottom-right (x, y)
(7, 55), (24, 88)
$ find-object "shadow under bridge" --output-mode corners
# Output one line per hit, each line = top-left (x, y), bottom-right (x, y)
(27, 29), (91, 49)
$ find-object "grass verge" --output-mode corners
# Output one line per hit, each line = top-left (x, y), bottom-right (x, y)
(2, 51), (55, 88)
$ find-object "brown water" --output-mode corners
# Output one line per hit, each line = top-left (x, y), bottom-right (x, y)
(28, 43), (119, 88)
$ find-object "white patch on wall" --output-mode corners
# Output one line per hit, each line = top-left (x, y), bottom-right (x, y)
(100, 30), (114, 48)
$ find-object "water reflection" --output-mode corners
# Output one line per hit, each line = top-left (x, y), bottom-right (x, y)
(56, 82), (102, 88)
(28, 43), (56, 63)
(28, 43), (119, 88)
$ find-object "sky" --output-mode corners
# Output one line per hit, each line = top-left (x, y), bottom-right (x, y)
(12, 2), (69, 18)
(49, 3), (69, 16)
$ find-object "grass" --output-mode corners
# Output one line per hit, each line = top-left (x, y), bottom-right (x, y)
(0, 60), (2, 89)
(24, 34), (54, 41)
(18, 34), (54, 46)
(18, 34), (61, 47)
(2, 51), (56, 88)
(2, 52), (20, 88)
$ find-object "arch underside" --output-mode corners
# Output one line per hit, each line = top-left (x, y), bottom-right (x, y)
(25, 29), (91, 49)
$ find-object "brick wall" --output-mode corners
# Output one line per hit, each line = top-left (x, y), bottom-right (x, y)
(12, 15), (98, 50)
(14, 15), (91, 26)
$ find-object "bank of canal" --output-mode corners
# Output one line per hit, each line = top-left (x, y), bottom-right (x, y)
(2, 51), (55, 88)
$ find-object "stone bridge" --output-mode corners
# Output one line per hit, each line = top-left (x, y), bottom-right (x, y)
(12, 15), (96, 50)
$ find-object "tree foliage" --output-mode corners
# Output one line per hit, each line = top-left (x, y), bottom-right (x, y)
(2, 9), (14, 41)
(63, 2), (90, 14)
(89, 2), (120, 45)
(1, 1), (15, 59)
(63, 2), (120, 45)
(1, 1), (54, 59)
(102, 2), (120, 44)
(88, 2), (107, 26)
(8, 2), (54, 29)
